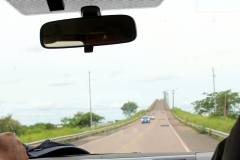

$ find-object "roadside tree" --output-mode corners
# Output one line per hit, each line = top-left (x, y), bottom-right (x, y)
(192, 90), (240, 117)
(121, 101), (138, 117)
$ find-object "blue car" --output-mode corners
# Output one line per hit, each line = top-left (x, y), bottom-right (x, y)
(141, 116), (150, 123)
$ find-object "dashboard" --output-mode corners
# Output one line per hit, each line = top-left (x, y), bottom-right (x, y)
(35, 152), (214, 160)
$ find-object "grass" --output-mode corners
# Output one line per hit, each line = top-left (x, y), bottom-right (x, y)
(172, 108), (236, 134)
(19, 110), (146, 143)
(108, 110), (146, 126)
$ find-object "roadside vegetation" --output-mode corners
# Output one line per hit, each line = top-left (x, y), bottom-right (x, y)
(192, 90), (240, 118)
(172, 89), (240, 135)
(0, 101), (145, 143)
(19, 109), (145, 143)
(172, 108), (235, 134)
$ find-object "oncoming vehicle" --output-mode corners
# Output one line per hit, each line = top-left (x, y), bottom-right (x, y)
(1, 0), (240, 160)
(148, 113), (155, 120)
(141, 116), (150, 124)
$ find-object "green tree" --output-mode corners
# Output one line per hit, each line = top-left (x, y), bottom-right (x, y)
(215, 90), (240, 116)
(61, 112), (83, 127)
(192, 90), (240, 116)
(61, 111), (104, 128)
(17, 125), (29, 135)
(121, 101), (138, 117)
(192, 93), (214, 115)
(0, 115), (21, 133)
(78, 112), (104, 127)
(45, 123), (55, 130)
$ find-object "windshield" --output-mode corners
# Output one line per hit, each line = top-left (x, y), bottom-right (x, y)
(1, 0), (240, 155)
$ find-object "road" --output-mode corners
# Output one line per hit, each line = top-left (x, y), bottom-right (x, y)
(78, 100), (200, 153)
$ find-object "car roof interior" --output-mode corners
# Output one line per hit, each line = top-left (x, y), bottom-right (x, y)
(6, 0), (163, 15)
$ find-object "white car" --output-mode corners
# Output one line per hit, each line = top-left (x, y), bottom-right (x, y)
(149, 114), (155, 120)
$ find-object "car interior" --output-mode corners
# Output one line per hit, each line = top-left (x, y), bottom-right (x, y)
(2, 0), (240, 159)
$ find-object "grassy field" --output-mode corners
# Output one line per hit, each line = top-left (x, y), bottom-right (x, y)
(172, 108), (236, 134)
(19, 110), (146, 143)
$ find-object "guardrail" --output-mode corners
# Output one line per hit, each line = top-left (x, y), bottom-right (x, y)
(172, 112), (229, 138)
(27, 99), (159, 146)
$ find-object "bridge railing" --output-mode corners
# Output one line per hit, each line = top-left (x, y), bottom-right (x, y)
(162, 99), (229, 139)
(172, 112), (229, 138)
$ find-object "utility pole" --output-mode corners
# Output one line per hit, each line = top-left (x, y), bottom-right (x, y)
(224, 91), (227, 117)
(212, 67), (217, 112)
(89, 71), (92, 128)
(172, 90), (174, 109)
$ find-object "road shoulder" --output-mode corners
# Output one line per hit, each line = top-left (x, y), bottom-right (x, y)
(166, 111), (219, 152)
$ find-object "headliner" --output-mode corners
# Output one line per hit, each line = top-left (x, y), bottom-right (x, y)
(6, 0), (163, 15)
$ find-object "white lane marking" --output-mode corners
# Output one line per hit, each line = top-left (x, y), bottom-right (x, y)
(165, 111), (191, 152)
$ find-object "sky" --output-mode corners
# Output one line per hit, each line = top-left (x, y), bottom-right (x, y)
(1, 0), (240, 125)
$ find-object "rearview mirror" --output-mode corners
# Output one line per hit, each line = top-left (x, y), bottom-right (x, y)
(40, 15), (137, 49)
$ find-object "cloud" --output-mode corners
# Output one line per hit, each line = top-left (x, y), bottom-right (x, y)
(32, 101), (56, 111)
(215, 49), (236, 55)
(92, 103), (123, 110)
(49, 82), (77, 86)
(0, 101), (6, 104)
(179, 101), (190, 105)
(111, 102), (124, 108)
(57, 74), (71, 78)
(25, 45), (45, 53)
(137, 75), (175, 82)
(111, 70), (125, 76)
(1, 79), (21, 84)
(37, 101), (54, 108)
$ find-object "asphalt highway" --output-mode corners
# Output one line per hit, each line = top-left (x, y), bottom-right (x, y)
(78, 100), (192, 153)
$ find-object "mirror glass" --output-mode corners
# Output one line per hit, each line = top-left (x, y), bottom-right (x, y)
(40, 15), (137, 48)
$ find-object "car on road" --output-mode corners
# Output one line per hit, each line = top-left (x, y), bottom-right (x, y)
(141, 116), (150, 123)
(2, 0), (240, 159)
(149, 113), (155, 120)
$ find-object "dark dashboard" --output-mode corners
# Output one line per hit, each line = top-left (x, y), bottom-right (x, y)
(33, 152), (213, 160)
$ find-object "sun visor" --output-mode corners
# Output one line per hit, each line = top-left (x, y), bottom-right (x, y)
(6, 0), (163, 15)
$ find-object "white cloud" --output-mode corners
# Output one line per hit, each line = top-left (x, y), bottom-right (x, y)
(37, 101), (54, 108)
(1, 79), (21, 84)
(180, 101), (191, 105)
(137, 75), (176, 82)
(111, 102), (124, 108)
(49, 82), (77, 87)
